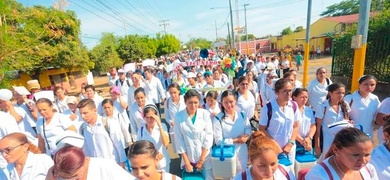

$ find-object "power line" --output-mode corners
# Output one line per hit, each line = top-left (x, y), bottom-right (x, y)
(160, 19), (170, 34)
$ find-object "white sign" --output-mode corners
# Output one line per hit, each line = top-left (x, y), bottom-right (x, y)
(142, 59), (155, 67)
(123, 63), (136, 72)
(34, 91), (55, 102)
(12, 86), (31, 95)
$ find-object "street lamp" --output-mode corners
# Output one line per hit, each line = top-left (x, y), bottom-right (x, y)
(229, 0), (235, 49)
(244, 3), (249, 55)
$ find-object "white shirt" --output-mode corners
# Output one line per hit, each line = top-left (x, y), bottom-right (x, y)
(9, 107), (37, 146)
(281, 59), (290, 69)
(259, 99), (301, 148)
(144, 76), (166, 103)
(92, 95), (104, 115)
(164, 96), (186, 125)
(0, 112), (21, 169)
(306, 157), (378, 180)
(370, 144), (390, 180)
(307, 78), (332, 111)
(160, 171), (182, 180)
(236, 91), (256, 119)
(129, 102), (153, 140)
(115, 78), (132, 100)
(3, 152), (53, 180)
(127, 82), (145, 109)
(260, 82), (277, 107)
(14, 101), (37, 128)
(314, 100), (350, 158)
(137, 123), (170, 171)
(108, 74), (119, 86)
(86, 158), (135, 180)
(232, 165), (295, 180)
(62, 109), (84, 132)
(55, 96), (70, 113)
(213, 111), (251, 172)
(377, 97), (390, 143)
(81, 116), (127, 163)
(174, 108), (213, 169)
(344, 91), (380, 137)
(299, 106), (315, 138)
(36, 113), (74, 156)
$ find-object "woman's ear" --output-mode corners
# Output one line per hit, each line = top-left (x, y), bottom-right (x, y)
(384, 131), (390, 143)
(331, 144), (339, 156)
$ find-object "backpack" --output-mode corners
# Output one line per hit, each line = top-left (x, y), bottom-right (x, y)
(265, 100), (298, 130)
(241, 165), (290, 180)
(325, 78), (330, 86)
(116, 79), (131, 87)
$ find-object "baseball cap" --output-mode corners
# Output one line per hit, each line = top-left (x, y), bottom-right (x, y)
(118, 69), (125, 74)
(66, 96), (78, 104)
(203, 71), (213, 77)
(0, 89), (13, 101)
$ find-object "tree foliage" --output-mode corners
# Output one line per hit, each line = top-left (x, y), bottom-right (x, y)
(294, 26), (304, 33)
(185, 37), (212, 50)
(321, 0), (390, 17)
(240, 34), (256, 41)
(90, 33), (122, 73)
(281, 27), (293, 35)
(0, 0), (91, 85)
(117, 34), (157, 63)
(155, 33), (180, 57)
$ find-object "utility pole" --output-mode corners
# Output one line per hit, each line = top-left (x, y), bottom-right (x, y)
(229, 0), (235, 49)
(303, 0), (312, 87)
(236, 0), (241, 54)
(227, 22), (231, 49)
(215, 20), (218, 41)
(159, 19), (170, 34)
(351, 0), (372, 91)
(244, 3), (249, 55)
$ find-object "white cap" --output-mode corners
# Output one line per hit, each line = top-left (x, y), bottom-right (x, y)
(187, 72), (196, 78)
(158, 65), (164, 70)
(260, 63), (267, 70)
(117, 69), (125, 73)
(328, 121), (353, 136)
(56, 130), (85, 150)
(66, 96), (78, 104)
(0, 89), (13, 101)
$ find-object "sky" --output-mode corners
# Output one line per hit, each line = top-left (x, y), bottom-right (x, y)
(17, 0), (344, 48)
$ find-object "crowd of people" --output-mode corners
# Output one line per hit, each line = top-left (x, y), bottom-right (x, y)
(0, 53), (389, 180)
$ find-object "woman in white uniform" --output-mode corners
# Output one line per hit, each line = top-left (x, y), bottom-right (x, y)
(53, 86), (70, 113)
(292, 88), (316, 151)
(164, 83), (186, 127)
(46, 146), (135, 180)
(129, 87), (152, 141)
(344, 75), (380, 138)
(232, 131), (295, 180)
(102, 99), (132, 150)
(136, 104), (170, 172)
(236, 76), (257, 121)
(246, 71), (258, 101)
(307, 67), (332, 111)
(0, 132), (53, 180)
(174, 89), (214, 180)
(213, 90), (251, 174)
(203, 90), (221, 119)
(314, 83), (351, 161)
(36, 98), (77, 156)
(258, 78), (300, 169)
(306, 128), (378, 179)
(375, 97), (390, 143)
(129, 140), (181, 179)
(260, 72), (278, 107)
(370, 120), (390, 179)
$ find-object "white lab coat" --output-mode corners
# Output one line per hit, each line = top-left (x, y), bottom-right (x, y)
(232, 165), (295, 180)
(344, 91), (380, 137)
(127, 82), (145, 110)
(370, 144), (390, 180)
(236, 91), (256, 119)
(137, 123), (170, 172)
(0, 112), (21, 169)
(306, 157), (378, 180)
(307, 78), (332, 111)
(144, 76), (166, 103)
(213, 111), (251, 173)
(81, 116), (127, 163)
(128, 101), (153, 141)
(86, 158), (136, 180)
(174, 108), (214, 177)
(164, 96), (186, 125)
(2, 152), (53, 180)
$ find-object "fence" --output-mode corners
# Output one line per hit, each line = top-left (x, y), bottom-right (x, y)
(332, 35), (390, 83)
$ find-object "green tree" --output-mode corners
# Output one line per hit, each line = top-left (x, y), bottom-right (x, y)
(294, 26), (304, 33)
(281, 27), (293, 35)
(1, 2), (92, 82)
(117, 34), (157, 63)
(185, 38), (212, 50)
(240, 34), (256, 41)
(156, 33), (180, 57)
(90, 33), (123, 73)
(321, 0), (389, 17)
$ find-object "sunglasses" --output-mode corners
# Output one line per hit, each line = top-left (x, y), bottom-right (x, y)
(0, 144), (24, 154)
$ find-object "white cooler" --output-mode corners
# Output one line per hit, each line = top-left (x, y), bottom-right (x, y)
(295, 151), (317, 175)
(211, 142), (236, 179)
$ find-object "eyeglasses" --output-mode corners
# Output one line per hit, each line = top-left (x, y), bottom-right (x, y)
(281, 89), (293, 95)
(0, 144), (24, 154)
(240, 83), (249, 86)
